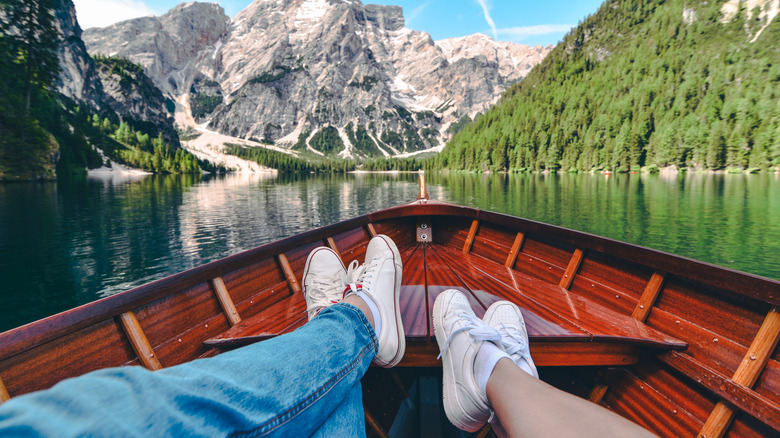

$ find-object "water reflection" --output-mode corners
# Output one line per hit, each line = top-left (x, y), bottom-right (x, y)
(0, 171), (777, 332)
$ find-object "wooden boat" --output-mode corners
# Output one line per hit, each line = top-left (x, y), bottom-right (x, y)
(1, 176), (779, 437)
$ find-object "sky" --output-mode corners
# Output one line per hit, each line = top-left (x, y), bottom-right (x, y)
(73, 0), (604, 46)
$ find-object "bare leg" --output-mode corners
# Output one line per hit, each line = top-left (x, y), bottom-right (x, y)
(486, 358), (656, 438)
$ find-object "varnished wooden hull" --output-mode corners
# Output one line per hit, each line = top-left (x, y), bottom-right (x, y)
(1, 200), (778, 437)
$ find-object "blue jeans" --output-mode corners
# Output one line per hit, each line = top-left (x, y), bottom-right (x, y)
(0, 303), (377, 437)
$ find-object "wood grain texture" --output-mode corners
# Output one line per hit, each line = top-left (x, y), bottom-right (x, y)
(221, 258), (287, 305)
(119, 311), (163, 371)
(399, 245), (428, 338)
(463, 219), (479, 253)
(395, 340), (640, 367)
(660, 351), (780, 433)
(211, 277), (241, 326)
(646, 307), (747, 378)
(0, 376), (9, 402)
(330, 227), (370, 266)
(153, 312), (230, 367)
(700, 307), (780, 438)
(366, 223), (378, 238)
(277, 253), (302, 294)
(326, 237), (341, 258)
(133, 282), (222, 350)
(469, 223), (516, 264)
(574, 251), (653, 303)
(559, 248), (585, 290)
(512, 246), (568, 285)
(588, 383), (609, 403)
(633, 272), (667, 322)
(0, 319), (136, 397)
(603, 367), (704, 437)
(204, 294), (307, 349)
(505, 232), (526, 267)
(432, 245), (686, 349)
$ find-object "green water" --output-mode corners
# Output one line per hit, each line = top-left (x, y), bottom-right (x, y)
(1, 171), (778, 332)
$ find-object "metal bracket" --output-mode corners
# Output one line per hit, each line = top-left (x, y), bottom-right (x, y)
(416, 217), (432, 242)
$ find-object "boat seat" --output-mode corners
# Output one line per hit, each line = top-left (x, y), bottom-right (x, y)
(205, 242), (686, 368)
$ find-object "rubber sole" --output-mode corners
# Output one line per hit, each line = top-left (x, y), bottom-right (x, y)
(372, 234), (406, 368)
(433, 290), (486, 432)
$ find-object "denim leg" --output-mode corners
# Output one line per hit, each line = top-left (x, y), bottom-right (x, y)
(0, 303), (377, 437)
(311, 383), (366, 438)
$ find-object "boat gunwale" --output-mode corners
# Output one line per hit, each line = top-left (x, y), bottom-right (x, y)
(0, 214), (373, 360)
(376, 201), (780, 305)
(2, 200), (778, 361)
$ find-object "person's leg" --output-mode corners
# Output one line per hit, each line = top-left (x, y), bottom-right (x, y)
(311, 383), (366, 438)
(486, 359), (656, 438)
(0, 303), (376, 438)
(434, 289), (656, 437)
(0, 235), (406, 437)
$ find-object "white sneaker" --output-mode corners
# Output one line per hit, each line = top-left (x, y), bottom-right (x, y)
(302, 247), (347, 320)
(433, 289), (502, 432)
(483, 301), (539, 378)
(345, 234), (405, 368)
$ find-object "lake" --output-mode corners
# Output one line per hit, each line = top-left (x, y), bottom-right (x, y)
(1, 171), (778, 332)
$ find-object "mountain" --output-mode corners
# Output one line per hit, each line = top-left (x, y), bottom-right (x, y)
(0, 0), (203, 180)
(82, 0), (551, 159)
(437, 0), (780, 172)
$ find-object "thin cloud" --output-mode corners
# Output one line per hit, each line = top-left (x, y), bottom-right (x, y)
(475, 0), (498, 40)
(407, 1), (432, 25)
(73, 0), (156, 30)
(497, 24), (574, 42)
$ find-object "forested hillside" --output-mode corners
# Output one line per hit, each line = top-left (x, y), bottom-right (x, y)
(437, 0), (780, 172)
(0, 0), (202, 180)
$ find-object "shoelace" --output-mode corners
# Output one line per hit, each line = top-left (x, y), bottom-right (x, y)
(344, 258), (380, 294)
(496, 322), (532, 361)
(437, 311), (502, 360)
(307, 271), (346, 311)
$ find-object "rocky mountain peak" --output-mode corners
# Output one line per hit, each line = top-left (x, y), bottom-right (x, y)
(83, 0), (553, 159)
(84, 2), (229, 95)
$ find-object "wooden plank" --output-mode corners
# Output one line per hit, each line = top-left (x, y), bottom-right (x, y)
(432, 244), (686, 349)
(204, 294), (308, 349)
(505, 232), (526, 267)
(277, 253), (302, 294)
(603, 367), (704, 437)
(396, 340), (639, 367)
(559, 248), (585, 290)
(326, 237), (341, 258)
(211, 277), (241, 326)
(366, 223), (378, 238)
(462, 219), (479, 253)
(119, 311), (163, 371)
(365, 407), (389, 438)
(400, 244), (428, 338)
(660, 351), (780, 433)
(700, 307), (780, 438)
(0, 376), (9, 403)
(593, 270), (666, 421)
(588, 383), (609, 404)
(632, 272), (666, 322)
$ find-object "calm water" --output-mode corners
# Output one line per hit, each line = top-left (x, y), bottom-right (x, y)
(1, 171), (778, 331)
